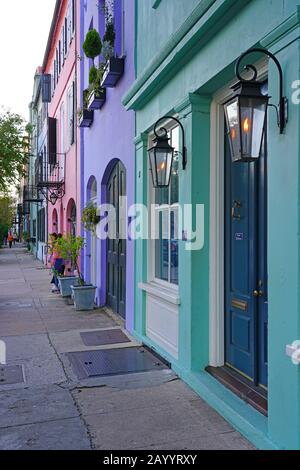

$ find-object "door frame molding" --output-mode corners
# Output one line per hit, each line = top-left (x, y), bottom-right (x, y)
(209, 59), (268, 366)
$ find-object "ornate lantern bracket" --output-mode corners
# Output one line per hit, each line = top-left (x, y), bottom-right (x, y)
(235, 47), (288, 133)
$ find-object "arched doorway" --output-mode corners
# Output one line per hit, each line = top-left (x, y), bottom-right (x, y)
(87, 177), (97, 286)
(67, 199), (77, 237)
(106, 160), (126, 318)
(52, 209), (58, 233)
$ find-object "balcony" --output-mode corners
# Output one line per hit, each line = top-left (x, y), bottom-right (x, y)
(35, 153), (65, 204)
(23, 185), (43, 203)
(35, 153), (65, 189)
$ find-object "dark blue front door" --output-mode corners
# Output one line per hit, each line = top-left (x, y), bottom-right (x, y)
(225, 111), (268, 388)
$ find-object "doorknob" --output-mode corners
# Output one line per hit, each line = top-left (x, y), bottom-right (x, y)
(253, 289), (263, 297)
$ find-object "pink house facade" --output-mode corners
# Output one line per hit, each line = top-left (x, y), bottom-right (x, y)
(42, 0), (80, 239)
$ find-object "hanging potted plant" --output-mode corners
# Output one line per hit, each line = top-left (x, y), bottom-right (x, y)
(82, 203), (100, 234)
(87, 65), (106, 110)
(56, 234), (96, 311)
(78, 89), (94, 128)
(101, 14), (124, 88)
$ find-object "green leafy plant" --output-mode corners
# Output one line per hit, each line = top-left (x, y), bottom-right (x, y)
(82, 203), (100, 233)
(83, 29), (102, 62)
(89, 65), (98, 86)
(77, 89), (90, 120)
(103, 21), (115, 48)
(88, 63), (106, 96)
(56, 234), (86, 286)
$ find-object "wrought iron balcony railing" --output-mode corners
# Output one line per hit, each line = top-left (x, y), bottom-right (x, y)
(35, 153), (65, 189)
(23, 185), (43, 203)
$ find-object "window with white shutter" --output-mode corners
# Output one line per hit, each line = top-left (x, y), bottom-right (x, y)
(68, 2), (72, 45)
(58, 41), (61, 74)
(67, 82), (75, 146)
(71, 0), (75, 34)
(64, 17), (68, 56)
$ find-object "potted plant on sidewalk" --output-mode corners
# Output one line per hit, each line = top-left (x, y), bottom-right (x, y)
(48, 234), (80, 297)
(56, 234), (96, 311)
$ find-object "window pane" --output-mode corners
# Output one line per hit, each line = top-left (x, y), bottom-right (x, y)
(171, 126), (179, 204)
(155, 186), (168, 205)
(170, 209), (178, 285)
(170, 152), (179, 205)
(155, 211), (169, 281)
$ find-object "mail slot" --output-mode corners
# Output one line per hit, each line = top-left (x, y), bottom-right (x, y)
(231, 299), (248, 311)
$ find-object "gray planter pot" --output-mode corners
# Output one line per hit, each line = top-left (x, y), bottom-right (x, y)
(58, 276), (80, 297)
(71, 285), (96, 311)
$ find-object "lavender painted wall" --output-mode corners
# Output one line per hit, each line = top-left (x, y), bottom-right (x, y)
(80, 0), (135, 332)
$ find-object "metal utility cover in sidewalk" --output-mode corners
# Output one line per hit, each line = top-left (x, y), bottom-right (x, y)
(0, 365), (24, 385)
(80, 329), (131, 346)
(67, 347), (167, 379)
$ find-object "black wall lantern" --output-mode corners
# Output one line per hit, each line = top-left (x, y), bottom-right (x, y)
(148, 116), (187, 188)
(224, 48), (288, 163)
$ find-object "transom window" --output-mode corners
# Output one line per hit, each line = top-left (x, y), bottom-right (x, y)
(151, 126), (179, 286)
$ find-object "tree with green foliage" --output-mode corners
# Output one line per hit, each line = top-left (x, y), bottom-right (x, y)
(83, 29), (102, 62)
(0, 110), (27, 193)
(0, 195), (15, 246)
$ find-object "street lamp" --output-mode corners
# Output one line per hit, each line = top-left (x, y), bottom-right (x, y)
(49, 192), (58, 206)
(148, 116), (187, 188)
(224, 48), (288, 163)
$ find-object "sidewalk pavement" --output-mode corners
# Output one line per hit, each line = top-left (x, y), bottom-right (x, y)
(0, 246), (255, 450)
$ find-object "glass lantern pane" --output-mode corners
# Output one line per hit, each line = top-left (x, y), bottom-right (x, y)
(155, 149), (173, 187)
(240, 97), (267, 160)
(149, 148), (157, 187)
(225, 99), (240, 161)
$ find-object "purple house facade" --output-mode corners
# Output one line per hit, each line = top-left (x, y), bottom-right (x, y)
(80, 0), (135, 331)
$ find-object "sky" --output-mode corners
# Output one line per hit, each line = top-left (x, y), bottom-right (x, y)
(0, 0), (56, 121)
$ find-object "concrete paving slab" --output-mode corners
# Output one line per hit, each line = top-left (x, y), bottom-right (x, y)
(2, 333), (56, 361)
(82, 406), (234, 450)
(0, 320), (46, 337)
(0, 353), (66, 391)
(49, 328), (139, 354)
(0, 417), (91, 450)
(133, 432), (255, 450)
(0, 384), (79, 428)
(44, 318), (115, 333)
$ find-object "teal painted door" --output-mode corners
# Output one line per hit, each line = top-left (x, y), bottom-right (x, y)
(225, 116), (268, 388)
(107, 161), (126, 318)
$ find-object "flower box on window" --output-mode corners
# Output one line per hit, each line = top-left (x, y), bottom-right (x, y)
(87, 87), (106, 110)
(101, 57), (124, 88)
(78, 109), (94, 128)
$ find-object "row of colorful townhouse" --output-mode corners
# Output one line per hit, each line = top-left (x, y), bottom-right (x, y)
(22, 0), (300, 450)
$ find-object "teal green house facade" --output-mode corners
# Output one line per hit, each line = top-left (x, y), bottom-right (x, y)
(124, 0), (300, 450)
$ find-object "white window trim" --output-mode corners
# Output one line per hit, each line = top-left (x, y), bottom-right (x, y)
(209, 59), (268, 367)
(138, 281), (180, 305)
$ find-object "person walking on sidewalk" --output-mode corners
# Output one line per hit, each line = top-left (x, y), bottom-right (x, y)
(50, 233), (65, 293)
(7, 232), (13, 249)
